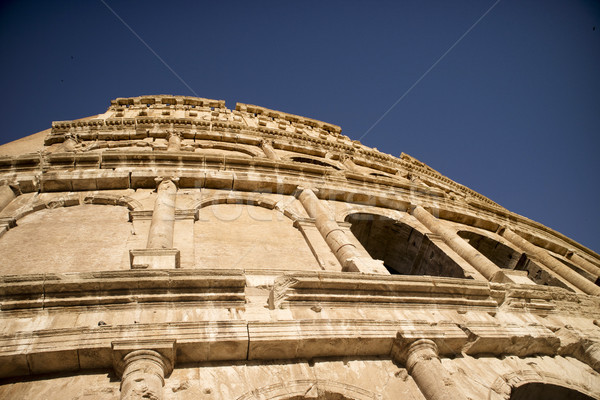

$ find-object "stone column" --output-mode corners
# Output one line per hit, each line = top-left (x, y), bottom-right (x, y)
(340, 155), (359, 172)
(404, 339), (467, 400)
(167, 132), (181, 152)
(566, 251), (600, 279)
(130, 178), (180, 269)
(261, 140), (280, 160)
(0, 183), (16, 212)
(147, 179), (177, 249)
(411, 206), (503, 281)
(500, 227), (600, 296)
(298, 188), (388, 274)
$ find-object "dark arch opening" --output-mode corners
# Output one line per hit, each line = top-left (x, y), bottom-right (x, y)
(290, 156), (340, 170)
(509, 382), (596, 400)
(346, 213), (468, 278)
(458, 231), (573, 290)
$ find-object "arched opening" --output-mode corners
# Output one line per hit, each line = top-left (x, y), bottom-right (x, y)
(290, 156), (340, 170)
(346, 213), (467, 278)
(509, 382), (596, 400)
(458, 230), (573, 289)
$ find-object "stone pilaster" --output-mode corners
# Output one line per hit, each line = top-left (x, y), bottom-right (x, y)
(340, 155), (359, 172)
(411, 206), (503, 281)
(147, 178), (177, 249)
(261, 140), (280, 160)
(401, 339), (467, 400)
(167, 132), (181, 152)
(298, 188), (387, 274)
(500, 227), (600, 296)
(130, 178), (180, 269)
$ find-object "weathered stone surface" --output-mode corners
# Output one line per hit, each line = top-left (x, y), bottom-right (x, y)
(0, 95), (599, 399)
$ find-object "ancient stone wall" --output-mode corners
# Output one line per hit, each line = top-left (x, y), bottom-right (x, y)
(0, 95), (599, 399)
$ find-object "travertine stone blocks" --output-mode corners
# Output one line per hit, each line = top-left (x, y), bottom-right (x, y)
(1, 95), (600, 399)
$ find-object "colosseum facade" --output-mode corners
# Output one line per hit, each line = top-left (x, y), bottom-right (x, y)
(0, 95), (599, 399)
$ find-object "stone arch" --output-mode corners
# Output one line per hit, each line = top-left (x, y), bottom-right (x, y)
(7, 192), (142, 222)
(193, 193), (302, 222)
(195, 142), (263, 157)
(236, 379), (381, 400)
(456, 227), (572, 288)
(456, 228), (523, 270)
(336, 205), (405, 223)
(488, 369), (600, 400)
(345, 211), (468, 278)
(282, 154), (342, 170)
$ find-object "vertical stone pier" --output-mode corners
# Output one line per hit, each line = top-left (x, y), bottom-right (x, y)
(298, 187), (388, 274)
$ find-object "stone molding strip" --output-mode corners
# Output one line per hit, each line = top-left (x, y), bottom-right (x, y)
(0, 270), (245, 311)
(0, 318), (592, 380)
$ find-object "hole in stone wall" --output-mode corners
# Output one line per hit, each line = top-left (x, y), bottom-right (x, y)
(346, 213), (468, 278)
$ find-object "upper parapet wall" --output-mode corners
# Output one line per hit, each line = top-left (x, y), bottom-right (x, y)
(110, 95), (226, 109)
(235, 103), (342, 135)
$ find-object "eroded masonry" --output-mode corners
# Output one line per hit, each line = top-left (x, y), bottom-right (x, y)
(0, 95), (599, 400)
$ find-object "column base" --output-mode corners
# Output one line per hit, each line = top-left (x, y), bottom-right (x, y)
(129, 249), (180, 269)
(493, 269), (536, 285)
(344, 257), (389, 275)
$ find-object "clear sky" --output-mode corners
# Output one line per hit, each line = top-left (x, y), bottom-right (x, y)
(1, 1), (599, 252)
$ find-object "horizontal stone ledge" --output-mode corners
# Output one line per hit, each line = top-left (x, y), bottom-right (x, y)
(0, 318), (571, 380)
(271, 272), (497, 310)
(40, 170), (130, 192)
(0, 269), (246, 311)
(460, 321), (560, 356)
(0, 320), (249, 379)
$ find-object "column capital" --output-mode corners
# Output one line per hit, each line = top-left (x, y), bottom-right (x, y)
(154, 177), (179, 190)
(392, 338), (439, 367)
(405, 339), (439, 372)
(112, 339), (176, 378)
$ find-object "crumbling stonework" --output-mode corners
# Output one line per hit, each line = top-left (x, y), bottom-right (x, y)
(0, 95), (598, 399)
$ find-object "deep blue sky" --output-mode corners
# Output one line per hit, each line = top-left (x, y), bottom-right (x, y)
(1, 1), (599, 252)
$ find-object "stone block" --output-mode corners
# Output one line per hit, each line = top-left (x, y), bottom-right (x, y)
(129, 248), (180, 269)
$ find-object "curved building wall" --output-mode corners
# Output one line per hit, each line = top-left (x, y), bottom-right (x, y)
(0, 95), (598, 400)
